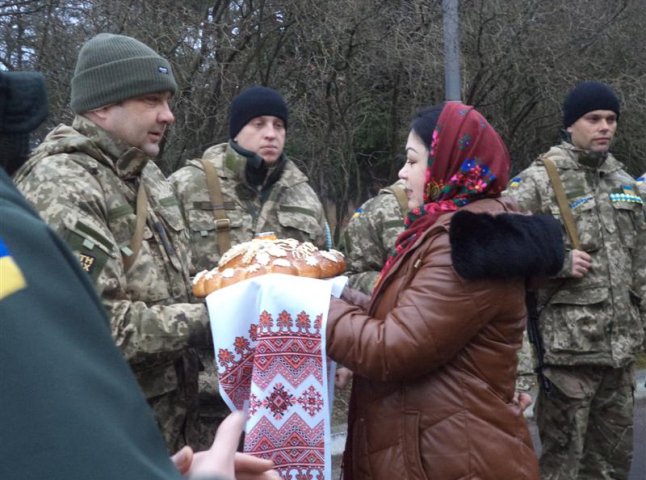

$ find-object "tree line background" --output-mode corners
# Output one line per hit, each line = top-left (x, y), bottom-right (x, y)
(2, 0), (646, 239)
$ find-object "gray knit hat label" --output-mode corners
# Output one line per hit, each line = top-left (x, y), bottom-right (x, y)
(71, 33), (178, 113)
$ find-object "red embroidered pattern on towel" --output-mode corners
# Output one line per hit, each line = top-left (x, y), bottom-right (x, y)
(217, 309), (326, 479)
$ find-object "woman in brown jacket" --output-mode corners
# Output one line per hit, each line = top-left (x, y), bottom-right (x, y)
(327, 102), (564, 479)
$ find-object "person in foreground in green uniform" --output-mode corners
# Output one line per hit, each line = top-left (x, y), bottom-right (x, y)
(0, 70), (278, 480)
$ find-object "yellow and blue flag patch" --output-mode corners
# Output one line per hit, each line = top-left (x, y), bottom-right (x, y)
(0, 238), (26, 300)
(508, 176), (522, 189)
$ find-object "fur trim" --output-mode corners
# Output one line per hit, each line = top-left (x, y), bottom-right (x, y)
(449, 211), (564, 280)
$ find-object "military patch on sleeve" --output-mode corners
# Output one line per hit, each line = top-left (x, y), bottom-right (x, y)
(78, 252), (97, 274)
(61, 220), (113, 283)
(0, 238), (27, 301)
(508, 176), (522, 189)
(352, 207), (364, 219)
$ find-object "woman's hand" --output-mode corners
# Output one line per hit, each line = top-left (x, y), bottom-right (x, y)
(171, 411), (280, 479)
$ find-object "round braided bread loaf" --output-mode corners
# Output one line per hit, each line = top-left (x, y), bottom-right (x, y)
(192, 237), (346, 297)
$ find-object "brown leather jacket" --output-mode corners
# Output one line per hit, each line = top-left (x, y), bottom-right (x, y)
(328, 198), (546, 480)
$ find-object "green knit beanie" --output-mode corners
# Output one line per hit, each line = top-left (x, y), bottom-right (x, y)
(71, 33), (177, 113)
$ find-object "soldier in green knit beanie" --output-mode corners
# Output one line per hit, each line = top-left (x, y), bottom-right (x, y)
(69, 33), (177, 157)
(13, 33), (212, 453)
(71, 33), (177, 114)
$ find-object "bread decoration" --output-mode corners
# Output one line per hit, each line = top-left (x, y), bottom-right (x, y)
(192, 237), (346, 297)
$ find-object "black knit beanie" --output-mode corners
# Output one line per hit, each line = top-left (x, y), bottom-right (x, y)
(229, 86), (288, 139)
(0, 71), (48, 134)
(71, 33), (177, 113)
(0, 71), (48, 175)
(563, 81), (620, 128)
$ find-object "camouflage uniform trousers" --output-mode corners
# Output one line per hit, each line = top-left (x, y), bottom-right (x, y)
(143, 355), (201, 453)
(184, 349), (232, 451)
(536, 363), (635, 480)
(149, 389), (190, 453)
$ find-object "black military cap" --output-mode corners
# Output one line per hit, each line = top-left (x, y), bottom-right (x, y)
(0, 71), (48, 134)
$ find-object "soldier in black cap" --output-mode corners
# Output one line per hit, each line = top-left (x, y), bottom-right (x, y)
(168, 85), (331, 449)
(506, 81), (646, 480)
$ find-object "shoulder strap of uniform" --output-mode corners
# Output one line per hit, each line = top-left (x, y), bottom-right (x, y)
(542, 156), (581, 250)
(122, 181), (148, 272)
(383, 183), (409, 215)
(200, 157), (231, 255)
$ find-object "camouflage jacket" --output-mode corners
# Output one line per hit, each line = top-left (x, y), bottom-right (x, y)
(168, 142), (328, 273)
(339, 181), (406, 294)
(506, 142), (646, 367)
(13, 116), (209, 400)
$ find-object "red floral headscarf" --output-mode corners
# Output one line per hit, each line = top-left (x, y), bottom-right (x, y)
(377, 102), (511, 286)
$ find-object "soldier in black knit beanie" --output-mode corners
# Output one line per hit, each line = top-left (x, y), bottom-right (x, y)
(168, 84), (331, 450)
(506, 80), (646, 480)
